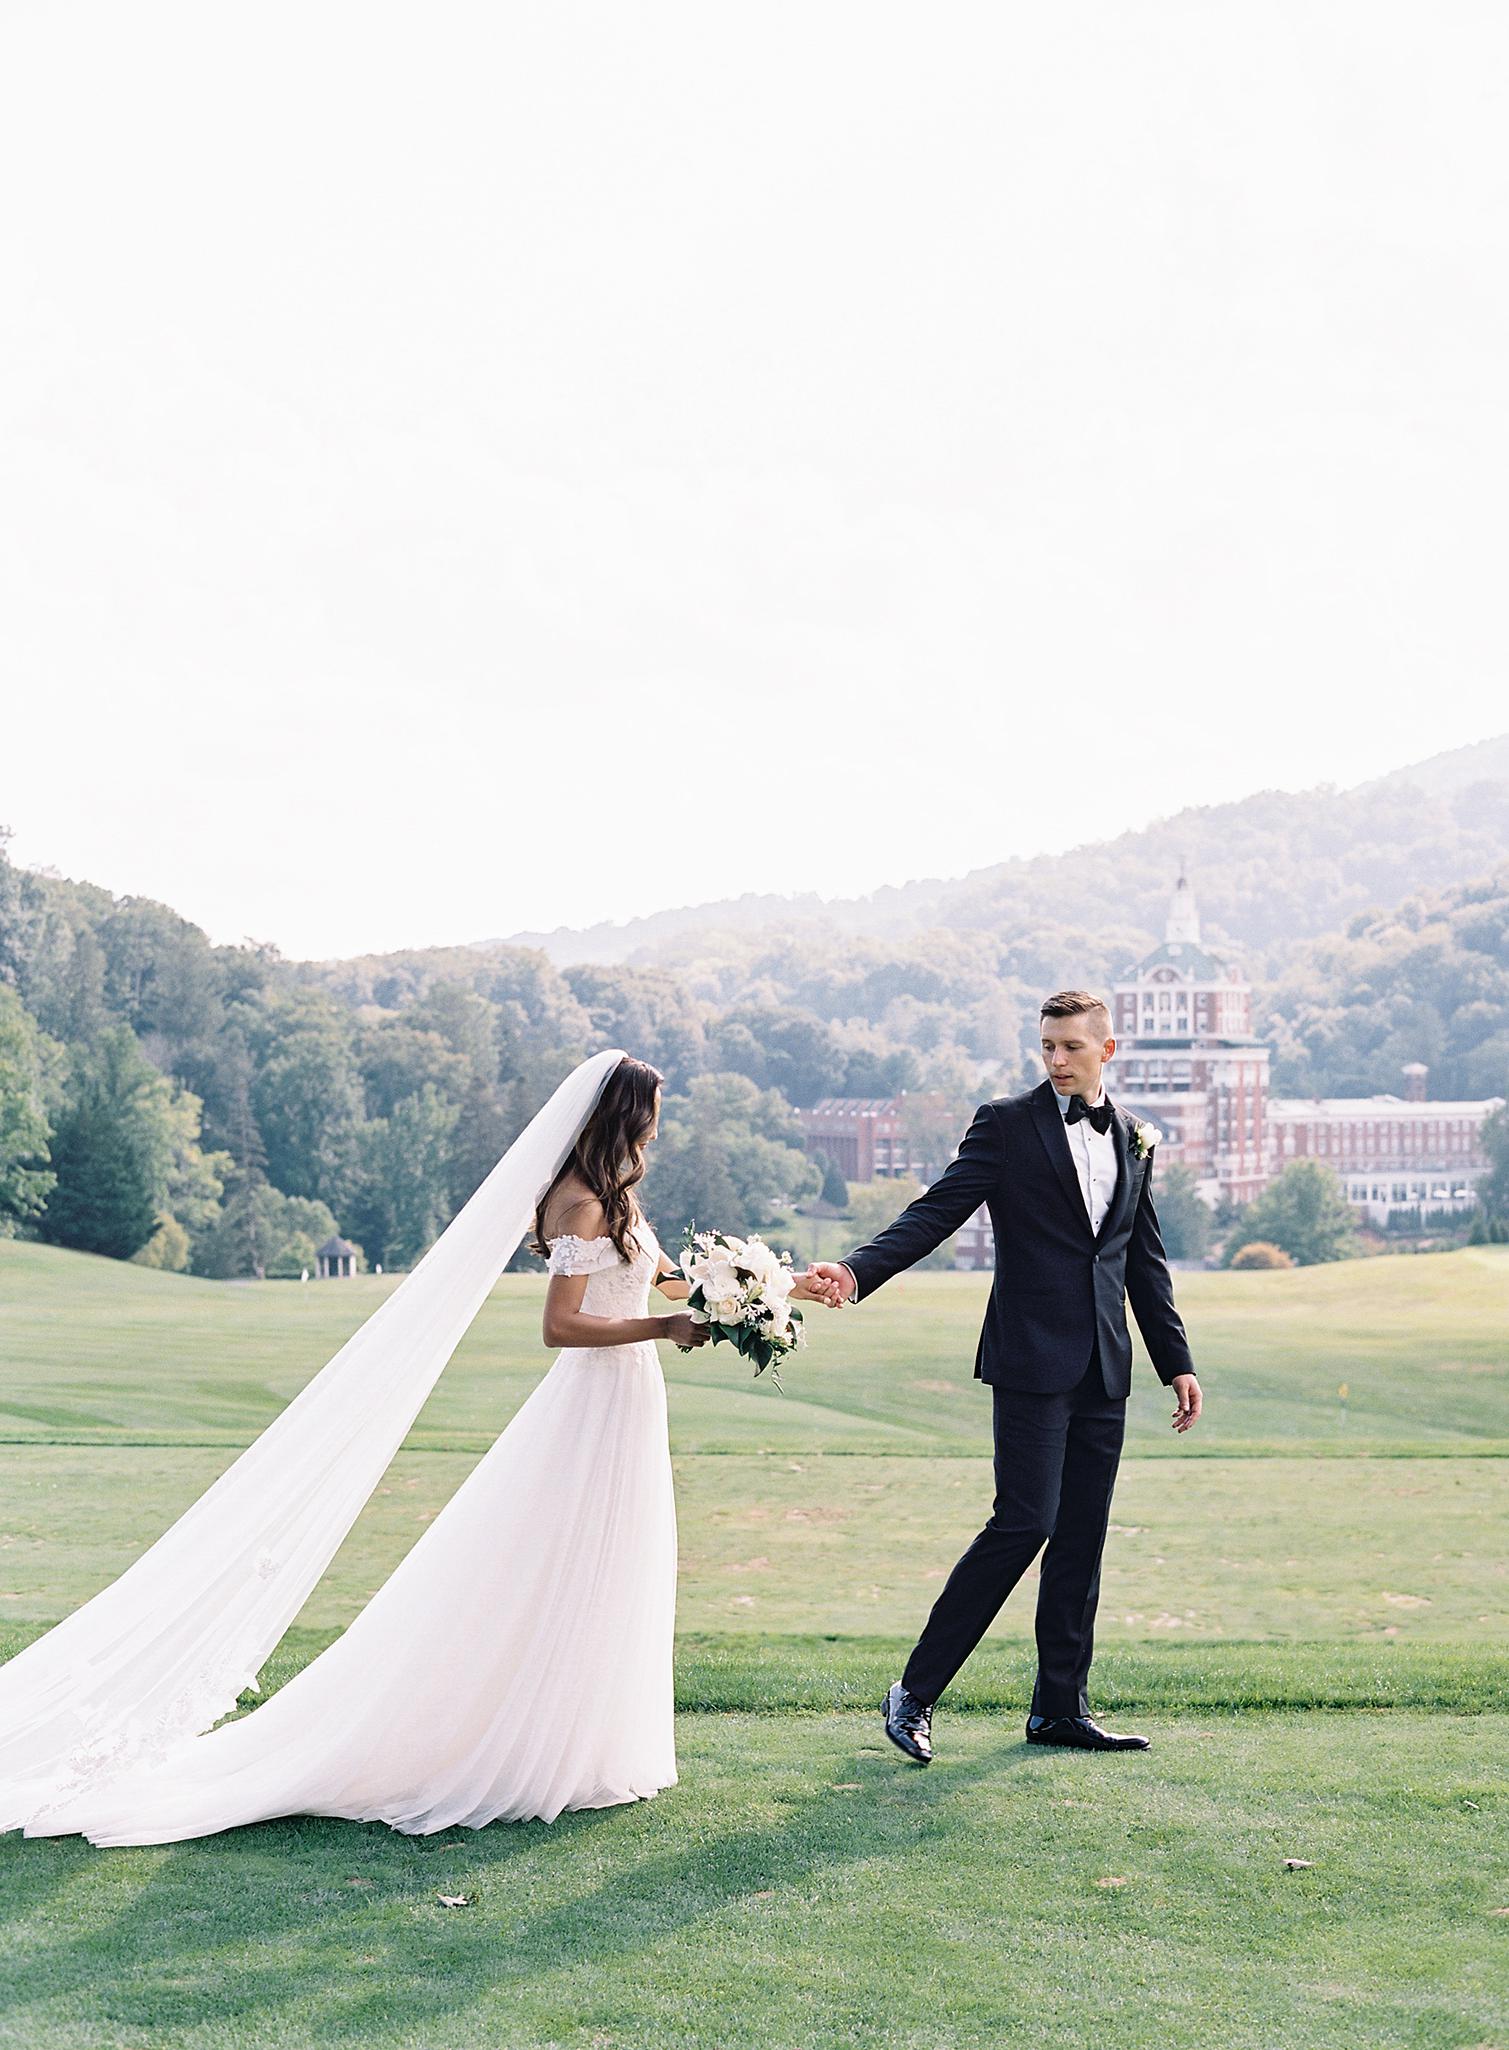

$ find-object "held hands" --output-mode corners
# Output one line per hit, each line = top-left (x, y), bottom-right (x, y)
(795, 1263), (855, 1309)
(1170, 1373), (1202, 1433)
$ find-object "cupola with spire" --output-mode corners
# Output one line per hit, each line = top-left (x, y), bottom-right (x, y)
(1166, 868), (1202, 947)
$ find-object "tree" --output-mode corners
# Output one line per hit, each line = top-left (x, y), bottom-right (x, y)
(1222, 1159), (1359, 1267)
(193, 1186), (342, 1280)
(407, 983), (502, 1080)
(709, 1008), (840, 1107)
(249, 992), (365, 1212)
(262, 1192), (348, 1279)
(1150, 1161), (1212, 1261)
(0, 985), (62, 1233)
(838, 1040), (921, 1099)
(98, 897), (226, 1066)
(643, 1074), (819, 1243)
(899, 1083), (977, 1181)
(131, 1082), (231, 1270)
(155, 1086), (232, 1245)
(199, 1026), (272, 1278)
(818, 1153), (849, 1208)
(1477, 1102), (1509, 1232)
(348, 1085), (461, 1270)
(135, 1212), (191, 1271)
(562, 964), (707, 1090)
(0, 825), (47, 997)
(446, 1068), (522, 1215)
(356, 1018), (469, 1120)
(37, 1026), (169, 1259)
(58, 924), (111, 1047)
(845, 1177), (959, 1268)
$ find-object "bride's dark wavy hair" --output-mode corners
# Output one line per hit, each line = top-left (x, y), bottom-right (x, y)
(531, 1055), (664, 1264)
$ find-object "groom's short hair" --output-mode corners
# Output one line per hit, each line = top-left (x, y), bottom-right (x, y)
(1041, 989), (1113, 1036)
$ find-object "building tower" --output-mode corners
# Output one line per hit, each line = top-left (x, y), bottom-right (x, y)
(1110, 872), (1271, 1206)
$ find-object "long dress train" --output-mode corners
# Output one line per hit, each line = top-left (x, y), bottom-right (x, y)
(23, 1226), (677, 1844)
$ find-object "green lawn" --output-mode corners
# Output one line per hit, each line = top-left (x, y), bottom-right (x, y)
(0, 1239), (1505, 2047)
(1, 1714), (1504, 2050)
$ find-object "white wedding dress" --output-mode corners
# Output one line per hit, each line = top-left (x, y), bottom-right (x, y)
(20, 1223), (678, 1844)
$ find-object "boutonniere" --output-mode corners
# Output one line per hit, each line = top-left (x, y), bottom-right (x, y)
(1129, 1118), (1161, 1161)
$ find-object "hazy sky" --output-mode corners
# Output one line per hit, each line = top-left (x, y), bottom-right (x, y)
(4, 3), (1507, 960)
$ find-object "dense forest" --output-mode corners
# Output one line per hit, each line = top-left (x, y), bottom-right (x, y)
(2, 791), (1508, 1277)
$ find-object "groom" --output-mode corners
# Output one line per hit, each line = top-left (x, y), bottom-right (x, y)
(807, 990), (1202, 1761)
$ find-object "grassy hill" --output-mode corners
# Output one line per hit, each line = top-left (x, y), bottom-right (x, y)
(3, 1238), (1505, 1458)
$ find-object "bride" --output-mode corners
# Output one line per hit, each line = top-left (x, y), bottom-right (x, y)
(0, 1050), (820, 1844)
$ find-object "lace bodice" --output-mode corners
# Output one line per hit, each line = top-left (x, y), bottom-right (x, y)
(545, 1223), (662, 1322)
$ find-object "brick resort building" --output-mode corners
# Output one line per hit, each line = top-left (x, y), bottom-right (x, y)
(797, 874), (1503, 1265)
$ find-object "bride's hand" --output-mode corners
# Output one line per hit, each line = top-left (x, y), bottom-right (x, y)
(661, 1312), (710, 1348)
(790, 1266), (847, 1306)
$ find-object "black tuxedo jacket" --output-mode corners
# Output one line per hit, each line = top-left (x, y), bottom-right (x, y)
(844, 1078), (1196, 1398)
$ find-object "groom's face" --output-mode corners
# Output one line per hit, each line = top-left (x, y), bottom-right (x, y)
(1041, 1012), (1115, 1098)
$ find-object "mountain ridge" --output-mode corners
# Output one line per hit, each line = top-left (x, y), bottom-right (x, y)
(482, 733), (1509, 969)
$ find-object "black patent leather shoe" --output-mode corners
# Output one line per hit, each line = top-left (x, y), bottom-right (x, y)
(883, 1681), (933, 1763)
(1025, 1713), (1150, 1751)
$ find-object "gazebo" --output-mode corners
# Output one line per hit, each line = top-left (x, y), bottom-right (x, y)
(315, 1234), (359, 1279)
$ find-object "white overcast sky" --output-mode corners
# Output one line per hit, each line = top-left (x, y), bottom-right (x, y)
(3, 2), (1506, 961)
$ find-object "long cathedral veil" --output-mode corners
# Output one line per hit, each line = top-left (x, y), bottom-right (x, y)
(0, 1046), (627, 1831)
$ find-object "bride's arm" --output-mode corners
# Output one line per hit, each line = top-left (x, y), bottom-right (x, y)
(543, 1271), (701, 1348)
(652, 1252), (690, 1300)
(540, 1198), (707, 1349)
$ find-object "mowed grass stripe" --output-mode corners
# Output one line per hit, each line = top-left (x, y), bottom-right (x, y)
(5, 1628), (1498, 1716)
(2, 1448), (1501, 1643)
(3, 1239), (1507, 1457)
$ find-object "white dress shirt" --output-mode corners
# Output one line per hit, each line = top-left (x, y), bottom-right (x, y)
(1056, 1079), (1119, 1234)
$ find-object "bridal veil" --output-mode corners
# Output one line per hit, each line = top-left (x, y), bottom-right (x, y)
(0, 1047), (627, 1832)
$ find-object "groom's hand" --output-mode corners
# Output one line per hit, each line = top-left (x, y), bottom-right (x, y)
(803, 1262), (855, 1307)
(1170, 1374), (1202, 1433)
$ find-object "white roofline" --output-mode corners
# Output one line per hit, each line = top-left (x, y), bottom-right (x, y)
(1268, 1097), (1504, 1117)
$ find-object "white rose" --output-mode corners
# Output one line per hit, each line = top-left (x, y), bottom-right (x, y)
(703, 1261), (741, 1303)
(738, 1237), (781, 1283)
(711, 1294), (743, 1323)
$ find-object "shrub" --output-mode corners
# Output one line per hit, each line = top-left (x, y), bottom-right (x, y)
(1229, 1239), (1295, 1270)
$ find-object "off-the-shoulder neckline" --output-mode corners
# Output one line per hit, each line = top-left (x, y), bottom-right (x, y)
(545, 1227), (658, 1250)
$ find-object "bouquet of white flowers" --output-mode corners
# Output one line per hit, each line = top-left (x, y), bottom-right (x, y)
(677, 1226), (806, 1386)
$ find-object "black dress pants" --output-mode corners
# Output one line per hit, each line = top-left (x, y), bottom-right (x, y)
(900, 1342), (1127, 1716)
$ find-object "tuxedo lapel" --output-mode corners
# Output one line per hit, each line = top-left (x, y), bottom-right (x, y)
(1029, 1081), (1095, 1240)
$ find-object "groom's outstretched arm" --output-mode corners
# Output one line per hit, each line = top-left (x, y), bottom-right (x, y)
(1124, 1153), (1197, 1387)
(817, 1103), (1004, 1305)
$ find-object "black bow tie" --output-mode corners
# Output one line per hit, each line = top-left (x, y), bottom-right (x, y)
(1065, 1095), (1112, 1134)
